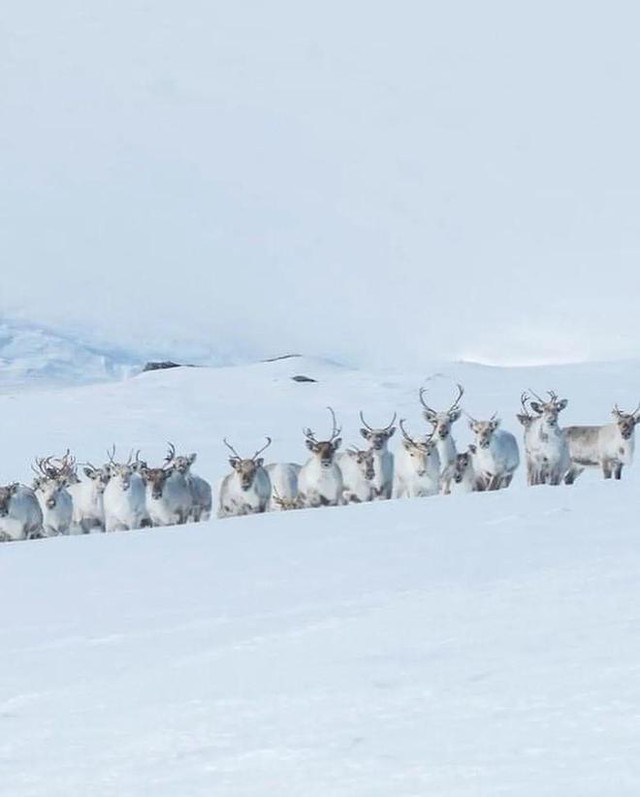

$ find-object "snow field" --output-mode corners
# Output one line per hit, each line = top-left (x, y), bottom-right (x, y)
(2, 357), (640, 794)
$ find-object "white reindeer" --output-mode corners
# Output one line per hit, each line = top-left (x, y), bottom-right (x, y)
(441, 447), (478, 495)
(298, 407), (344, 508)
(217, 437), (273, 518)
(358, 411), (396, 499)
(265, 462), (301, 511)
(68, 464), (110, 534)
(419, 382), (464, 473)
(164, 444), (212, 522)
(103, 447), (148, 532)
(466, 414), (520, 490)
(337, 447), (376, 504)
(392, 420), (441, 498)
(518, 391), (570, 486)
(564, 402), (640, 482)
(0, 483), (43, 541)
(31, 457), (73, 537)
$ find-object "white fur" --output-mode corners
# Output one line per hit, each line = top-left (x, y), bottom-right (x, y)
(0, 486), (43, 541)
(393, 441), (441, 498)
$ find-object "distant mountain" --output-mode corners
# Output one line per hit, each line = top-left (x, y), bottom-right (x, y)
(0, 319), (142, 389)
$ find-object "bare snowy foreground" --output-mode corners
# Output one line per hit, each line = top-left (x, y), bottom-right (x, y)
(2, 357), (640, 794)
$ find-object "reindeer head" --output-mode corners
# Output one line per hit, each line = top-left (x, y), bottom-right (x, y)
(83, 464), (110, 493)
(517, 392), (537, 429)
(32, 457), (70, 508)
(105, 446), (135, 491)
(358, 412), (396, 451)
(223, 437), (272, 491)
(527, 390), (568, 429)
(419, 383), (464, 440)
(164, 442), (196, 475)
(346, 447), (376, 481)
(303, 407), (342, 467)
(450, 449), (474, 483)
(33, 476), (67, 509)
(140, 467), (171, 499)
(468, 414), (500, 449)
(612, 403), (640, 440)
(0, 483), (19, 517)
(399, 420), (437, 477)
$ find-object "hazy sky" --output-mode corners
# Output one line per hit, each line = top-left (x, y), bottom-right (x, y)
(2, 2), (640, 366)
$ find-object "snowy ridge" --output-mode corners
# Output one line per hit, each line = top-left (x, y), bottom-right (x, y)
(0, 318), (141, 389)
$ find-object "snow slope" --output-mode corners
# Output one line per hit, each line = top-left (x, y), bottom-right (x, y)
(2, 358), (640, 795)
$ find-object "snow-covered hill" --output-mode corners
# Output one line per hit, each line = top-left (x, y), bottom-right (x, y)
(0, 318), (142, 389)
(2, 357), (640, 794)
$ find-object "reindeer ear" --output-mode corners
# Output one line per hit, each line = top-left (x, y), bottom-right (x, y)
(556, 399), (568, 411)
(333, 438), (342, 450)
(387, 427), (396, 438)
(9, 483), (19, 496)
(529, 401), (542, 414)
(422, 410), (436, 422)
(305, 439), (316, 452)
(359, 428), (370, 440)
(516, 414), (529, 426)
(188, 453), (197, 464)
(255, 458), (264, 468)
(83, 467), (93, 478)
(449, 408), (461, 422)
(229, 457), (241, 470)
(490, 419), (499, 430)
(468, 444), (477, 455)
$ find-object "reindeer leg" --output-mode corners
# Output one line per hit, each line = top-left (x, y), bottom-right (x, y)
(602, 461), (613, 479)
(614, 463), (623, 480)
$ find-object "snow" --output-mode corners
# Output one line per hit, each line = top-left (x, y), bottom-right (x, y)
(2, 357), (640, 794)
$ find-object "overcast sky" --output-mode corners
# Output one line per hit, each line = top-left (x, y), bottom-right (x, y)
(2, 2), (640, 366)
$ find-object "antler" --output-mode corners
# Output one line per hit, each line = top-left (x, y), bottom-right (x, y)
(418, 387), (435, 414)
(327, 406), (341, 442)
(359, 411), (397, 431)
(399, 419), (420, 447)
(519, 391), (533, 419)
(164, 442), (176, 464)
(448, 383), (465, 413)
(106, 444), (117, 465)
(302, 426), (318, 443)
(33, 456), (57, 478)
(252, 437), (272, 460)
(223, 438), (242, 460)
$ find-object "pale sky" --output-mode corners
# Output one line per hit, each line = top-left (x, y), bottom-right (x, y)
(2, 1), (640, 366)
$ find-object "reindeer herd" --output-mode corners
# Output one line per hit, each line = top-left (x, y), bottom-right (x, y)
(217, 384), (640, 517)
(0, 444), (212, 542)
(1, 383), (638, 540)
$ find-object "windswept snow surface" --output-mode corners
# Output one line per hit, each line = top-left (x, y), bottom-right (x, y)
(2, 358), (640, 795)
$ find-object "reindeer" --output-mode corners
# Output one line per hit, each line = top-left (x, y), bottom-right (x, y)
(265, 462), (302, 512)
(31, 455), (74, 536)
(0, 483), (43, 541)
(68, 462), (110, 533)
(337, 446), (376, 504)
(517, 391), (570, 486)
(298, 407), (344, 507)
(217, 437), (272, 518)
(466, 413), (520, 490)
(441, 447), (479, 495)
(392, 420), (440, 498)
(419, 382), (464, 473)
(103, 446), (148, 532)
(564, 402), (640, 482)
(139, 443), (195, 526)
(164, 444), (212, 522)
(358, 411), (396, 499)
